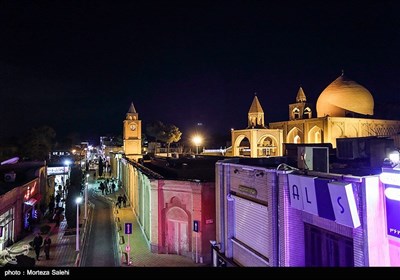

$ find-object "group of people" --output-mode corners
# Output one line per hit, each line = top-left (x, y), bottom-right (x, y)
(116, 194), (128, 208)
(99, 178), (117, 195)
(32, 233), (52, 261)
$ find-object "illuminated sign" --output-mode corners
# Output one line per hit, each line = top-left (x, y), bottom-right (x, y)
(193, 220), (199, 232)
(328, 181), (361, 228)
(288, 174), (360, 228)
(380, 172), (400, 186)
(288, 174), (318, 215)
(24, 182), (37, 201)
(385, 187), (400, 201)
(125, 223), (132, 235)
(47, 166), (69, 175)
(384, 184), (400, 240)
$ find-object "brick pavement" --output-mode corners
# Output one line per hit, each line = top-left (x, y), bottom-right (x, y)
(98, 178), (207, 267)
(2, 172), (208, 267)
(2, 200), (91, 267)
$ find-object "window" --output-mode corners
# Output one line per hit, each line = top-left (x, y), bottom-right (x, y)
(305, 223), (354, 267)
(293, 108), (300, 119)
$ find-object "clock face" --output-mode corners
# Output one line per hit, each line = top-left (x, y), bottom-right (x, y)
(130, 124), (137, 131)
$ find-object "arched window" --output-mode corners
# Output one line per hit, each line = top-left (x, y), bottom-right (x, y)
(304, 107), (312, 119)
(293, 108), (300, 119)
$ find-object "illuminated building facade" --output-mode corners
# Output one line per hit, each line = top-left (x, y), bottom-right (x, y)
(213, 158), (397, 267)
(0, 163), (47, 250)
(269, 73), (400, 149)
(118, 157), (216, 264)
(230, 95), (283, 157)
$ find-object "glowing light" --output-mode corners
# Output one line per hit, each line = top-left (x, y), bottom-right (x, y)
(389, 151), (400, 165)
(192, 135), (203, 154)
(192, 135), (202, 146)
(380, 172), (400, 186)
(385, 187), (400, 201)
(75, 197), (83, 204)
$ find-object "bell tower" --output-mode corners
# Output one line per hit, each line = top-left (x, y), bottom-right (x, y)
(288, 87), (314, 120)
(123, 102), (142, 160)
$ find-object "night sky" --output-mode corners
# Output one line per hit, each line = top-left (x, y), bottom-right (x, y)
(1, 1), (400, 146)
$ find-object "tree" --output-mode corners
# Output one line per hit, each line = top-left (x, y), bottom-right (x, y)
(146, 121), (165, 142)
(20, 125), (56, 161)
(146, 121), (182, 157)
(65, 166), (83, 228)
(159, 124), (182, 157)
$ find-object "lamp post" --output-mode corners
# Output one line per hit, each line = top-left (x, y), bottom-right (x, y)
(75, 196), (83, 252)
(85, 173), (89, 220)
(192, 135), (203, 155)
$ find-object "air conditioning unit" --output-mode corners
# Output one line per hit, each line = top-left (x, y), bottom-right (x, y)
(297, 146), (329, 173)
(4, 172), (16, 182)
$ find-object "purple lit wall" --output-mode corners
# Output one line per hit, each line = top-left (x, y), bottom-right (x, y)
(364, 177), (390, 266)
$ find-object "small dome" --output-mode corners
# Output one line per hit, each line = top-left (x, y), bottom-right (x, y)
(316, 74), (374, 117)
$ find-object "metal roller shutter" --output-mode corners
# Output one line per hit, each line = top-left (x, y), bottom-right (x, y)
(233, 195), (269, 257)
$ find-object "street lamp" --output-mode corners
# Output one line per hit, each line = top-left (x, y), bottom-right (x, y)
(75, 196), (83, 252)
(64, 159), (72, 186)
(192, 135), (203, 155)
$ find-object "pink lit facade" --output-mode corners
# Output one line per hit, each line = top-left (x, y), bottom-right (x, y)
(119, 157), (216, 264)
(214, 159), (397, 267)
(0, 178), (42, 250)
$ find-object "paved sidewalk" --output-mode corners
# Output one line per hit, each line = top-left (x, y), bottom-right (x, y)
(98, 182), (207, 267)
(2, 172), (208, 268)
(1, 200), (92, 267)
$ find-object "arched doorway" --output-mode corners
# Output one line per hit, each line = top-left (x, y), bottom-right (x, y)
(165, 206), (189, 256)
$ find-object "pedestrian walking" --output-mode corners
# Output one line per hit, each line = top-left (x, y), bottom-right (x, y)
(117, 195), (123, 209)
(122, 194), (127, 207)
(43, 236), (52, 260)
(100, 182), (105, 195)
(33, 233), (43, 260)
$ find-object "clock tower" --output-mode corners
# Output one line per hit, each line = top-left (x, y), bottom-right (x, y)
(123, 102), (142, 160)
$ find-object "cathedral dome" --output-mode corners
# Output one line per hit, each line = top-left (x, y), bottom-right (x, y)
(316, 74), (374, 117)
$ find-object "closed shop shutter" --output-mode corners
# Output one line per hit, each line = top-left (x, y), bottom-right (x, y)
(233, 195), (269, 257)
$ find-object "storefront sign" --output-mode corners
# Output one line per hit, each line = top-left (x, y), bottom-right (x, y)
(288, 174), (303, 210)
(24, 181), (37, 201)
(380, 171), (400, 187)
(314, 178), (335, 221)
(47, 166), (69, 175)
(328, 182), (361, 228)
(384, 184), (400, 240)
(238, 185), (257, 196)
(288, 174), (360, 228)
(288, 174), (318, 215)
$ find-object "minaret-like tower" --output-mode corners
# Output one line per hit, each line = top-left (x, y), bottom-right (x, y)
(123, 102), (142, 160)
(247, 94), (266, 128)
(288, 87), (313, 120)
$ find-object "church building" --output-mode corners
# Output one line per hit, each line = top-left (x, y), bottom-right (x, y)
(231, 72), (400, 159)
(270, 72), (400, 149)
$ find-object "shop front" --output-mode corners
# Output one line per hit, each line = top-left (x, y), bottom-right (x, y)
(0, 208), (15, 251)
(22, 180), (42, 231)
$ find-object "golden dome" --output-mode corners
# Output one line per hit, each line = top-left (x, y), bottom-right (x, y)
(316, 74), (374, 117)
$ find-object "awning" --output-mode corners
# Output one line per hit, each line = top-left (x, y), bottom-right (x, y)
(24, 193), (42, 206)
